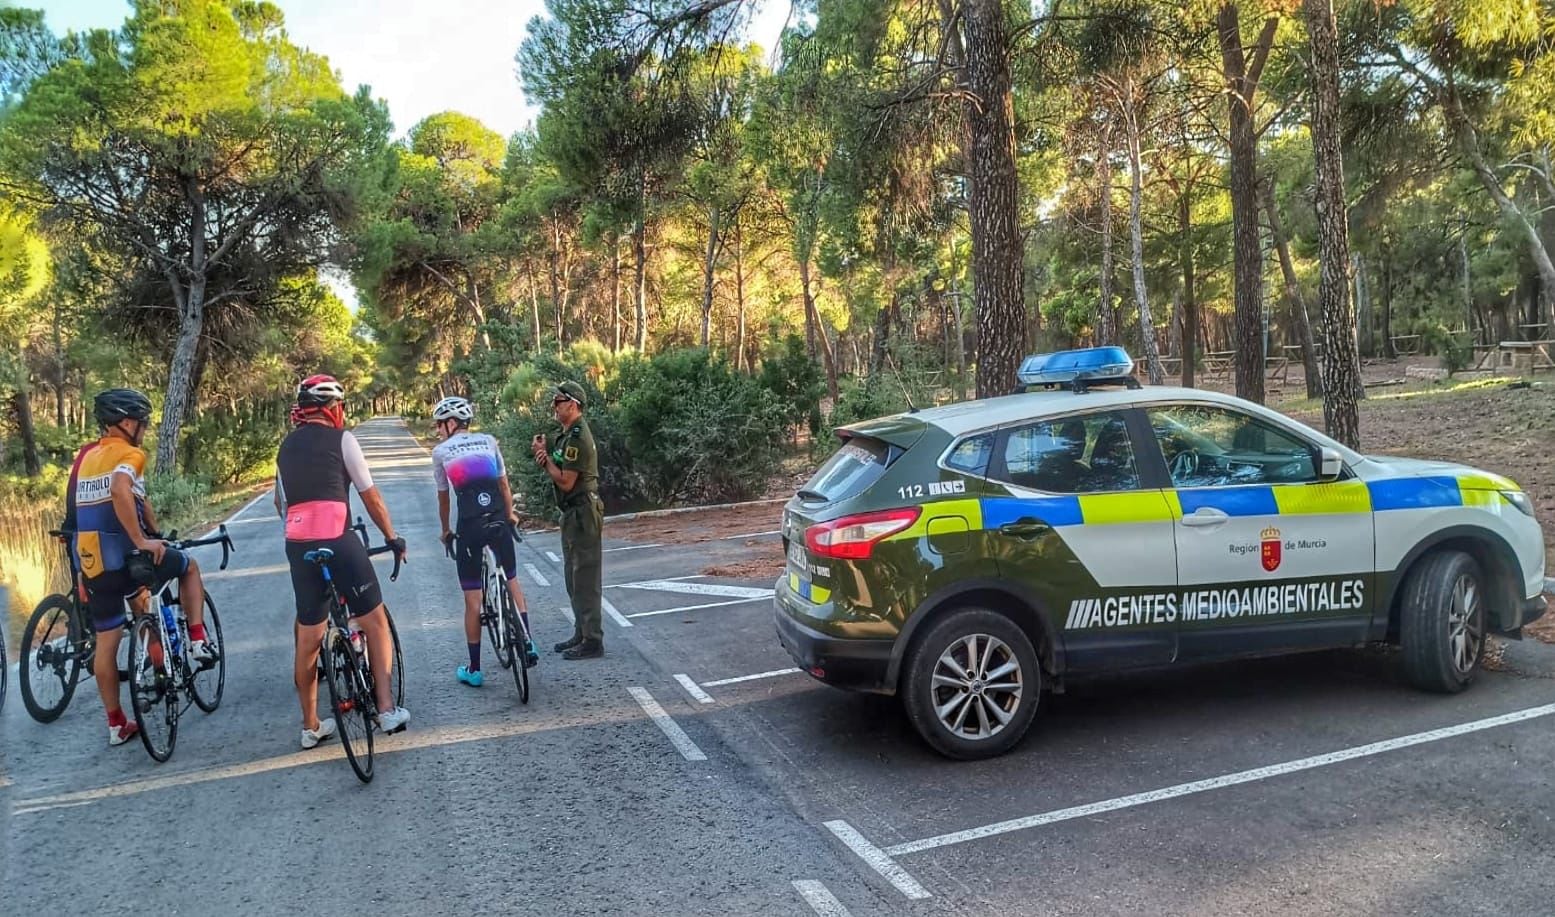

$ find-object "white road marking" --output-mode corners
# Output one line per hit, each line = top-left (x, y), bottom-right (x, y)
(616, 580), (773, 600)
(824, 820), (930, 900)
(722, 529), (781, 540)
(792, 880), (851, 916)
(545, 551), (562, 563)
(674, 674), (715, 704)
(627, 687), (707, 761)
(702, 667), (802, 687)
(624, 597), (767, 619)
(558, 605), (574, 625)
(523, 563), (550, 587)
(203, 562), (289, 581)
(602, 543), (663, 553)
(224, 488), (274, 524)
(1544, 577), (1553, 594)
(608, 574), (707, 588)
(885, 701), (1555, 857)
(603, 597), (632, 628)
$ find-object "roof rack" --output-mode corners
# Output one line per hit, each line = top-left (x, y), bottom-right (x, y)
(1011, 346), (1140, 395)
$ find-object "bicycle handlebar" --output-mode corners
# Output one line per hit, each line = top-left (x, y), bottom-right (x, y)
(169, 524), (236, 571)
(367, 539), (404, 582)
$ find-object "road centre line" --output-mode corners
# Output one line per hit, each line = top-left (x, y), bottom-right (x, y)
(674, 674), (716, 704)
(523, 563), (550, 587)
(884, 701), (1555, 857)
(627, 687), (707, 761)
(824, 820), (930, 900)
(624, 598), (766, 619)
(545, 550), (561, 563)
(792, 880), (851, 916)
(603, 597), (632, 628)
(702, 667), (802, 687)
(603, 543), (663, 553)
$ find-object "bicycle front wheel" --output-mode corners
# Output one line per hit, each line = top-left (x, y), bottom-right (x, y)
(501, 591), (530, 704)
(484, 576), (511, 670)
(20, 594), (83, 723)
(383, 607), (405, 709)
(128, 616), (178, 763)
(190, 592), (225, 713)
(323, 631), (374, 783)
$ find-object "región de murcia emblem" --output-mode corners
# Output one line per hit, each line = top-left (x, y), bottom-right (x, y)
(1260, 526), (1282, 572)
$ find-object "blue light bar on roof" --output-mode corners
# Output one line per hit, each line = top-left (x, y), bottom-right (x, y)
(1016, 346), (1135, 387)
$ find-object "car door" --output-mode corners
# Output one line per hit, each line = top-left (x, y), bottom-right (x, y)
(985, 408), (1180, 672)
(1145, 403), (1375, 660)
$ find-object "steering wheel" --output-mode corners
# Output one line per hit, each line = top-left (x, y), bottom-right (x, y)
(1170, 449), (1200, 481)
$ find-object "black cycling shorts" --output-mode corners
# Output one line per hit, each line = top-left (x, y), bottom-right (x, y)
(83, 547), (190, 633)
(286, 532), (383, 626)
(454, 517), (517, 591)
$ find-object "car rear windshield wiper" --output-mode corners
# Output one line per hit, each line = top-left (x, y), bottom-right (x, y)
(796, 488), (828, 502)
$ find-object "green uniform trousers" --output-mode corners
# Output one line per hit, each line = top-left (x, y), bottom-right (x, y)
(561, 493), (604, 642)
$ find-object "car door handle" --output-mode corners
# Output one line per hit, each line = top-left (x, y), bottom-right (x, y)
(1181, 508), (1230, 527)
(998, 522), (1046, 540)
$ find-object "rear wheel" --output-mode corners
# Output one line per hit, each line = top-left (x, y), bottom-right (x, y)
(485, 568), (512, 670)
(20, 594), (83, 723)
(902, 608), (1041, 760)
(1401, 550), (1486, 693)
(189, 592), (225, 713)
(384, 608), (405, 709)
(128, 616), (178, 763)
(502, 589), (530, 704)
(323, 631), (374, 783)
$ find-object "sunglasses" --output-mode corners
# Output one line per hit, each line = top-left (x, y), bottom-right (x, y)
(552, 396), (572, 406)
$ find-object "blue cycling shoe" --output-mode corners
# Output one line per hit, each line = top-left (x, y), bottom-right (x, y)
(456, 665), (484, 687)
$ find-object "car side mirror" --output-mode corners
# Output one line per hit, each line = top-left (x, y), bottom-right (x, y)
(1317, 446), (1343, 481)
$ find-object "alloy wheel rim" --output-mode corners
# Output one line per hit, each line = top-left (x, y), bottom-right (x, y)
(1447, 573), (1483, 675)
(931, 633), (1023, 741)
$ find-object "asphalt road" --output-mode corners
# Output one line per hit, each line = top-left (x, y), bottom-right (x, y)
(6, 417), (1555, 916)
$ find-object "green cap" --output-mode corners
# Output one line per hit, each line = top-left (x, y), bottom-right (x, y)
(554, 381), (587, 408)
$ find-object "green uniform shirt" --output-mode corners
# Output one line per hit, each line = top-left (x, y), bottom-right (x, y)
(551, 418), (598, 503)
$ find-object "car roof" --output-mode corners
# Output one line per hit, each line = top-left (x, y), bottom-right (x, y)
(889, 385), (1362, 460)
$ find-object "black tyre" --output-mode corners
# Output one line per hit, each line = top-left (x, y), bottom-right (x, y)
(502, 590), (530, 704)
(1, 623), (7, 714)
(128, 616), (178, 763)
(188, 592), (225, 713)
(901, 607), (1041, 761)
(486, 577), (512, 670)
(323, 631), (374, 783)
(20, 594), (83, 723)
(384, 608), (405, 709)
(1400, 550), (1487, 693)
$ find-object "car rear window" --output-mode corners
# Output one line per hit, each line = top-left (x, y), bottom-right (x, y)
(799, 436), (894, 503)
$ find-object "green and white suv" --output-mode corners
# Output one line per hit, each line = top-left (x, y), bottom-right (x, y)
(774, 349), (1548, 759)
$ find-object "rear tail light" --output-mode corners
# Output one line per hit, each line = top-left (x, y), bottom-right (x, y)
(804, 507), (921, 560)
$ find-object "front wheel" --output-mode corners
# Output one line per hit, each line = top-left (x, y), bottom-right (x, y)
(502, 590), (530, 704)
(20, 594), (83, 723)
(1401, 550), (1486, 693)
(188, 592), (225, 713)
(901, 608), (1041, 761)
(323, 631), (374, 783)
(128, 616), (178, 763)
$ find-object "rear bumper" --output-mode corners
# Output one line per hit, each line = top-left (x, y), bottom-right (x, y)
(773, 580), (895, 694)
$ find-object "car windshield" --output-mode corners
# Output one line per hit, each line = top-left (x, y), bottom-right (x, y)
(800, 436), (893, 503)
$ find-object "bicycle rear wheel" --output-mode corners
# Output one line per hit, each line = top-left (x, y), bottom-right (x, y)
(323, 630), (374, 783)
(383, 607), (405, 709)
(484, 569), (511, 670)
(20, 594), (83, 723)
(501, 590), (529, 704)
(189, 592), (225, 713)
(128, 616), (178, 763)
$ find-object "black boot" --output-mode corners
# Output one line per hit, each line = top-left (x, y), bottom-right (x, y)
(562, 639), (603, 660)
(554, 635), (583, 653)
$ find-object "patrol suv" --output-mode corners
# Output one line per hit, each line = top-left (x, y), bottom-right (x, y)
(774, 348), (1548, 760)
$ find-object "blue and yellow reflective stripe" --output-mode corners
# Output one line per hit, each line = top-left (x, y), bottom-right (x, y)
(787, 571), (831, 605)
(1366, 476), (1462, 511)
(1075, 491), (1177, 524)
(1272, 480), (1372, 515)
(1176, 486), (1279, 517)
(890, 498), (984, 540)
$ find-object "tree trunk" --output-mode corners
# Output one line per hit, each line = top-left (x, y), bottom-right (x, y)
(1303, 0), (1363, 447)
(799, 257), (839, 401)
(962, 0), (1026, 398)
(1260, 179), (1322, 397)
(157, 276), (205, 474)
(1217, 6), (1278, 404)
(870, 295), (893, 376)
(611, 238), (623, 353)
(1379, 250), (1395, 358)
(950, 278), (969, 400)
(633, 197), (649, 353)
(1353, 252), (1371, 355)
(1097, 118), (1116, 346)
(526, 260), (542, 351)
(1178, 190), (1197, 387)
(11, 383), (40, 476)
(1124, 95), (1164, 385)
(1458, 223), (1474, 338)
(700, 205), (720, 349)
(548, 220), (564, 349)
(733, 218), (747, 373)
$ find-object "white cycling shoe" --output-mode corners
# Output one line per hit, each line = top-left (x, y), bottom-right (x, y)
(377, 706), (410, 734)
(301, 717), (338, 749)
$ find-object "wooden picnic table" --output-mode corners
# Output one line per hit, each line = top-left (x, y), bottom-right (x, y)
(1389, 334), (1421, 356)
(1203, 350), (1235, 379)
(1498, 340), (1555, 373)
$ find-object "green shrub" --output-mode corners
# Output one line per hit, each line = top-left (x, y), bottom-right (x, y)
(181, 402), (287, 484)
(757, 334), (825, 438)
(1422, 324), (1472, 376)
(145, 473), (211, 534)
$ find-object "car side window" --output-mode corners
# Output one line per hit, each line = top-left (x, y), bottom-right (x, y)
(945, 434), (993, 476)
(992, 411), (1139, 493)
(1148, 405), (1318, 488)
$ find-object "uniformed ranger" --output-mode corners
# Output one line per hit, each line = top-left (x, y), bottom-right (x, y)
(533, 381), (603, 659)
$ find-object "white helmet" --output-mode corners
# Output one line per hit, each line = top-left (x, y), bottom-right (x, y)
(433, 396), (474, 422)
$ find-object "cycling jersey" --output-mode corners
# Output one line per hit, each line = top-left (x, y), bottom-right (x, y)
(71, 436), (148, 579)
(276, 424), (374, 542)
(431, 431), (508, 523)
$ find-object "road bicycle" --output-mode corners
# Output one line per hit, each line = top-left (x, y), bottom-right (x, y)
(19, 528), (229, 725)
(447, 520), (533, 703)
(305, 536), (405, 783)
(126, 527), (236, 762)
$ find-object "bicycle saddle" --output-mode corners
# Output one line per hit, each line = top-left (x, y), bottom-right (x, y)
(303, 548), (336, 564)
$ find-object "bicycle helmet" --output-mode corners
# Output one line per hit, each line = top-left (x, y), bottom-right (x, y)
(297, 374), (345, 407)
(433, 396), (474, 423)
(93, 388), (153, 427)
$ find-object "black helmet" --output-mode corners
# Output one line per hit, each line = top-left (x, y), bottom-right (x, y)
(93, 388), (153, 427)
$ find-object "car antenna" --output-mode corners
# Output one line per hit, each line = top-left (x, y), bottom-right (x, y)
(884, 351), (918, 413)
